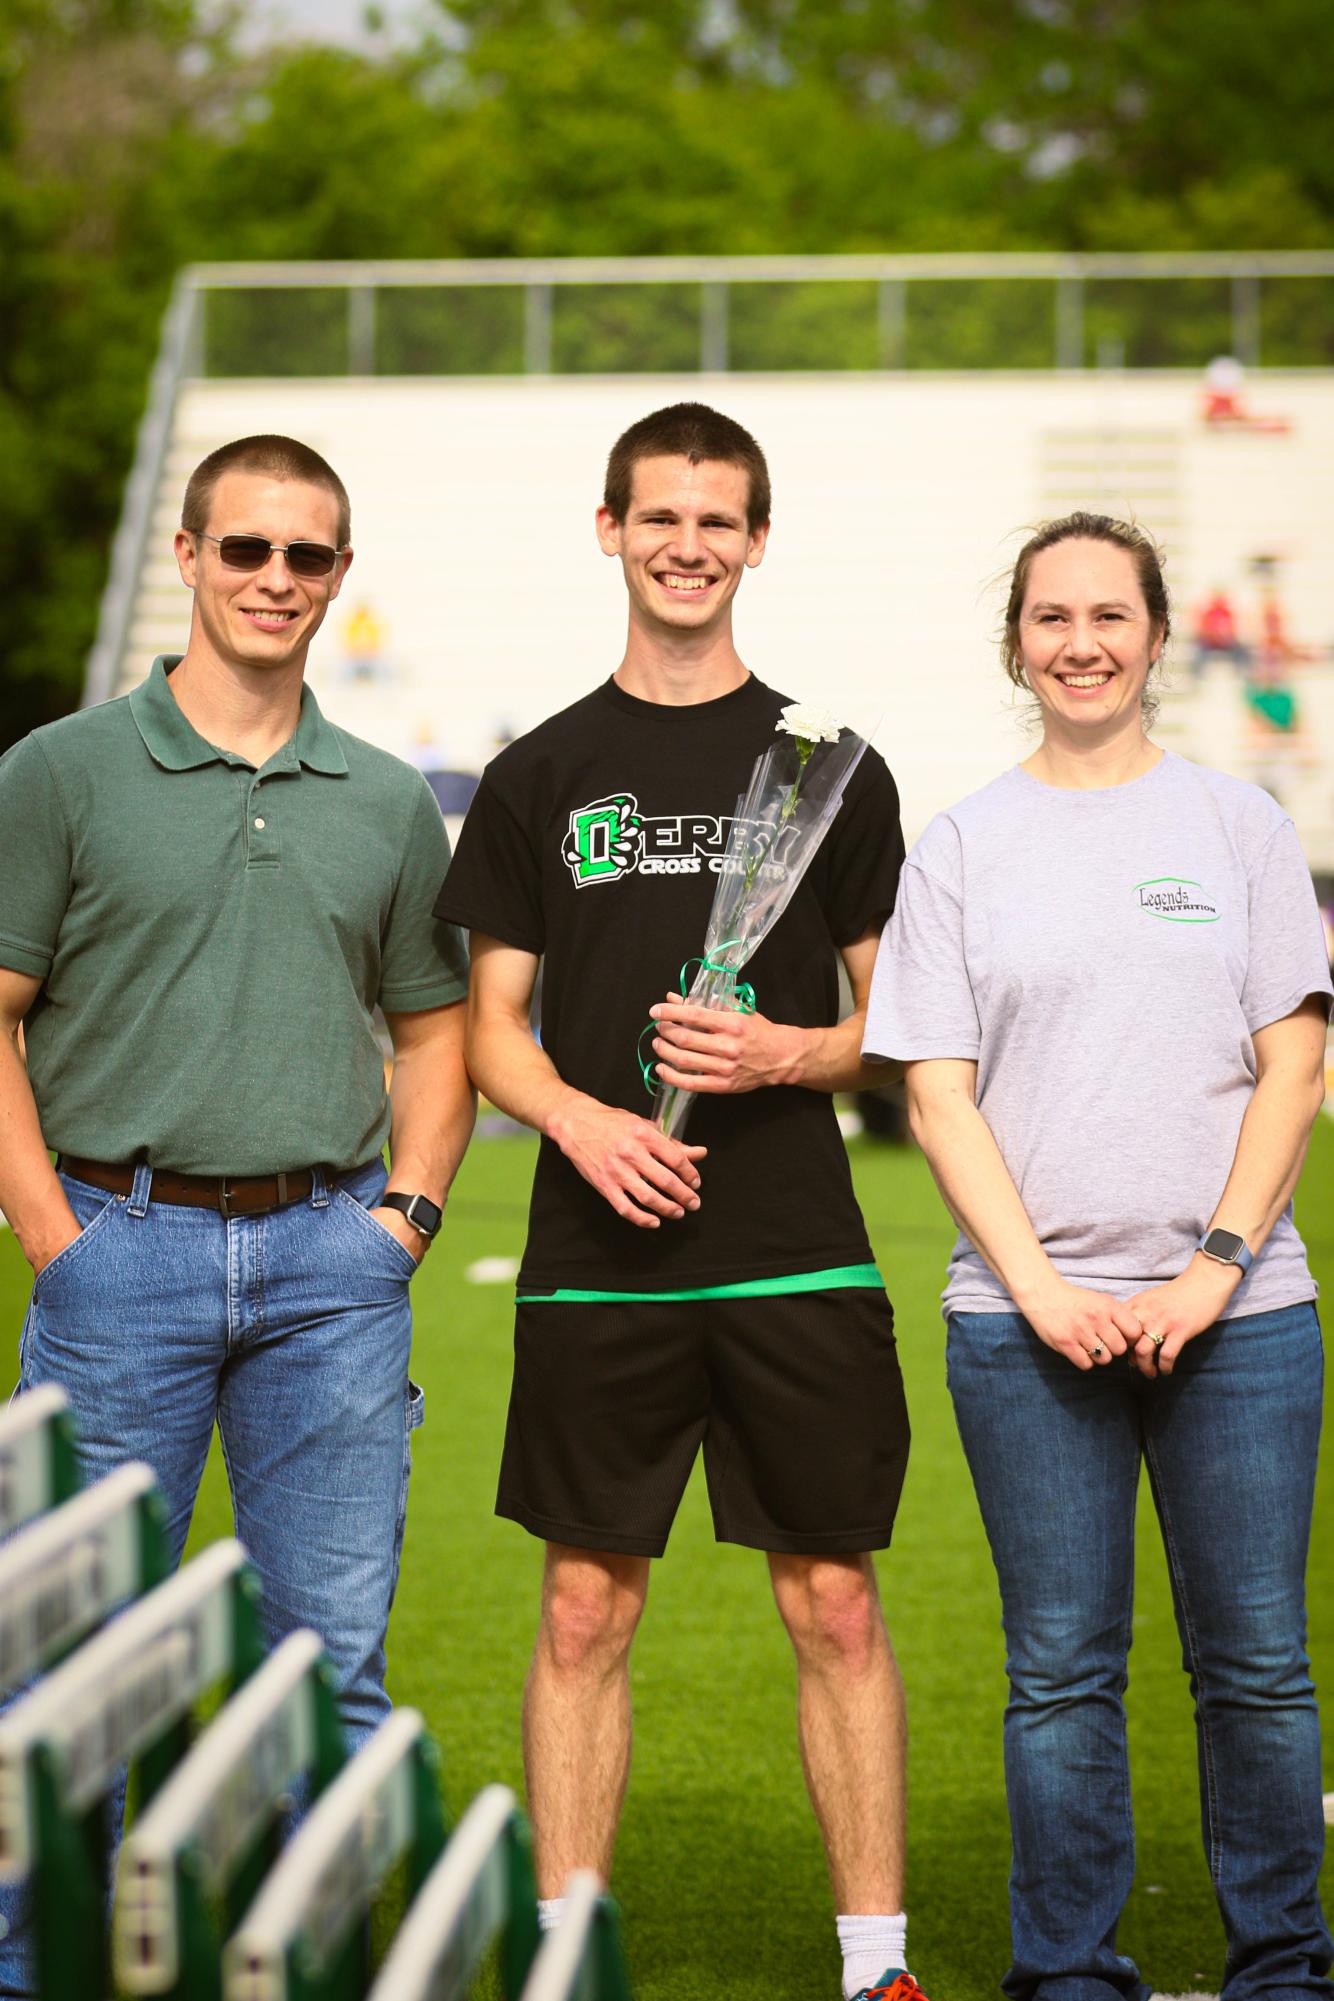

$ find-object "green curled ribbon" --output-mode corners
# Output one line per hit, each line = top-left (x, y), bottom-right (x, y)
(637, 940), (757, 1096)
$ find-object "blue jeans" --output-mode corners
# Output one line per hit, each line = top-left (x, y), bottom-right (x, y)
(948, 1303), (1331, 2001)
(2, 1159), (421, 1993)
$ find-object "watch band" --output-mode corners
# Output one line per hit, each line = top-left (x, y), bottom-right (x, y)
(1197, 1229), (1253, 1275)
(380, 1191), (443, 1240)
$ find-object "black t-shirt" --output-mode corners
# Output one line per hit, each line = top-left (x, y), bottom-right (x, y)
(436, 674), (905, 1291)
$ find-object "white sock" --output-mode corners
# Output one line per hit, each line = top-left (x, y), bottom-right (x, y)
(537, 1897), (566, 1933)
(838, 1913), (908, 1998)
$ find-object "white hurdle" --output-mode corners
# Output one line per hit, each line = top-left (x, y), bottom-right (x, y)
(115, 1629), (338, 1996)
(517, 1874), (623, 2001)
(0, 1385), (77, 1535)
(0, 1462), (158, 1694)
(223, 1706), (446, 2001)
(0, 1538), (253, 1880)
(364, 1782), (539, 2001)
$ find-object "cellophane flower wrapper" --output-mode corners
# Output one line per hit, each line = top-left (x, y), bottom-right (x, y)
(652, 726), (869, 1141)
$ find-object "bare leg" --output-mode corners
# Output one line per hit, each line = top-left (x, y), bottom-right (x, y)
(522, 1542), (651, 1894)
(769, 1552), (907, 1911)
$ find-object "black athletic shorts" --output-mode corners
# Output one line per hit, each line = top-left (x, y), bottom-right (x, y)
(495, 1289), (910, 1558)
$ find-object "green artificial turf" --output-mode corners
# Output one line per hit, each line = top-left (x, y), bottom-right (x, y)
(3, 1125), (1331, 1999)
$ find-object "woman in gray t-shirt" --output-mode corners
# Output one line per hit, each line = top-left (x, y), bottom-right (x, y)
(864, 512), (1333, 2001)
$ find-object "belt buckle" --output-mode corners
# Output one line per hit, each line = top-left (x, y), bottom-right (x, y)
(217, 1172), (288, 1219)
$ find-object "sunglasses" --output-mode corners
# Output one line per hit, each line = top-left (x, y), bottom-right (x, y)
(197, 532), (346, 579)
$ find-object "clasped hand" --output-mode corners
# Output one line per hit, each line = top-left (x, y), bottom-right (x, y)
(1028, 1257), (1241, 1376)
(648, 994), (799, 1095)
(555, 991), (792, 1230)
(1024, 1278), (1142, 1372)
(550, 1093), (706, 1230)
(1123, 1255), (1242, 1376)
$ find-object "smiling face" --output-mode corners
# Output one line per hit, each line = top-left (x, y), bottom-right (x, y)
(1017, 537), (1163, 739)
(595, 454), (768, 637)
(174, 469), (352, 676)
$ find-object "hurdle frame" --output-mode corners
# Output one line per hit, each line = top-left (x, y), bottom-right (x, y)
(518, 1873), (633, 2001)
(0, 1538), (266, 2000)
(0, 1462), (168, 1695)
(363, 1782), (541, 2001)
(0, 1386), (79, 1536)
(222, 1705), (448, 2001)
(115, 1628), (347, 2001)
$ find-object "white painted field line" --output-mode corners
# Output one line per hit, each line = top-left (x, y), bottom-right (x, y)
(466, 1256), (520, 1285)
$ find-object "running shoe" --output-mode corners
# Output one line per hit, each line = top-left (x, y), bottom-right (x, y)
(852, 1974), (931, 2001)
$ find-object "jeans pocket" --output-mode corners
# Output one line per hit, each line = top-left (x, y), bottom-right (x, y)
(333, 1187), (420, 1278)
(31, 1194), (123, 1299)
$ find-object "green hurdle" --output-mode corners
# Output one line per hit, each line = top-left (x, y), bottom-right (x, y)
(222, 1705), (448, 2001)
(0, 1538), (265, 2001)
(517, 1874), (633, 2001)
(0, 1385), (80, 1535)
(0, 1462), (168, 1695)
(115, 1628), (347, 2001)
(363, 1782), (541, 2000)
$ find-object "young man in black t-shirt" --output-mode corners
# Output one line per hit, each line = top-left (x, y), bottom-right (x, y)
(436, 404), (925, 2001)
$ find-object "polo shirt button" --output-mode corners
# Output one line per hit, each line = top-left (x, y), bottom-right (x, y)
(254, 817), (266, 829)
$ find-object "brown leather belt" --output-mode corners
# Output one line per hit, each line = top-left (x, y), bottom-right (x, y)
(58, 1156), (319, 1218)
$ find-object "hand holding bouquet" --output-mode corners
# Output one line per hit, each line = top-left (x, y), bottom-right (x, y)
(641, 704), (869, 1141)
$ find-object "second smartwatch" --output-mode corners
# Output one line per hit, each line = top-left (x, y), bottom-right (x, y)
(1197, 1228), (1252, 1275)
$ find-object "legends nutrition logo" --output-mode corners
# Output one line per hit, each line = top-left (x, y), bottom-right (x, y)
(562, 793), (734, 887)
(1133, 876), (1220, 923)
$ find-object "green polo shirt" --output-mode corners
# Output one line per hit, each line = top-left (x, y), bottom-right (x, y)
(0, 658), (468, 1175)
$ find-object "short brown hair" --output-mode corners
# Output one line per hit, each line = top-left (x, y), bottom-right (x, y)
(182, 435), (351, 547)
(1002, 511), (1171, 720)
(604, 402), (771, 530)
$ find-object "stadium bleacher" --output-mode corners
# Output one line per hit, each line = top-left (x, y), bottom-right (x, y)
(86, 257), (1334, 869)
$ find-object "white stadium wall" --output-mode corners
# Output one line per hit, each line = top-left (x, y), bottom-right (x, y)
(115, 369), (1334, 863)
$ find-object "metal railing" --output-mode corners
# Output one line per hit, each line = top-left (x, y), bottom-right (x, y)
(184, 250), (1334, 376)
(83, 251), (1334, 707)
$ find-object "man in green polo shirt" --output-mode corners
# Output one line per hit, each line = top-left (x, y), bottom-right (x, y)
(0, 433), (472, 1994)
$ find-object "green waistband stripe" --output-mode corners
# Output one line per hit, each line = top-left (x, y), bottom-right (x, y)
(516, 1263), (885, 1304)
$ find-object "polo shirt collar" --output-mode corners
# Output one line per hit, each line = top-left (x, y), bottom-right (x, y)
(130, 657), (348, 776)
(287, 681), (348, 775)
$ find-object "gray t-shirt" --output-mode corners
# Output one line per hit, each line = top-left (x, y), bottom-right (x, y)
(863, 751), (1333, 1319)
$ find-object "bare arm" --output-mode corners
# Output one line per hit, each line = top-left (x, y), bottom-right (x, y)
(649, 926), (892, 1097)
(904, 1056), (1142, 1369)
(373, 1000), (477, 1261)
(1127, 995), (1329, 1374)
(464, 933), (706, 1230)
(0, 968), (81, 1275)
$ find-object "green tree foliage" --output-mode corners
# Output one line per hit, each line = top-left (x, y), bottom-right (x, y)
(1, 0), (1329, 737)
(1, 0), (230, 734)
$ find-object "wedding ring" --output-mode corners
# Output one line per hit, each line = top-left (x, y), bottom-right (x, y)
(1146, 1330), (1165, 1348)
(1091, 1341), (1105, 1359)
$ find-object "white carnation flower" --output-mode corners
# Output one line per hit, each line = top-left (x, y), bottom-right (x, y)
(776, 702), (843, 745)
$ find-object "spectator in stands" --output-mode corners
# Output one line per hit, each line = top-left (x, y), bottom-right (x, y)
(1201, 353), (1249, 423)
(341, 598), (392, 682)
(1199, 357), (1291, 435)
(864, 512), (1332, 2001)
(0, 434), (473, 1991)
(1190, 586), (1249, 675)
(438, 403), (929, 2001)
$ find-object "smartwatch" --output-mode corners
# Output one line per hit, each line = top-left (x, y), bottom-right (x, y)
(380, 1192), (443, 1241)
(1197, 1228), (1253, 1275)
